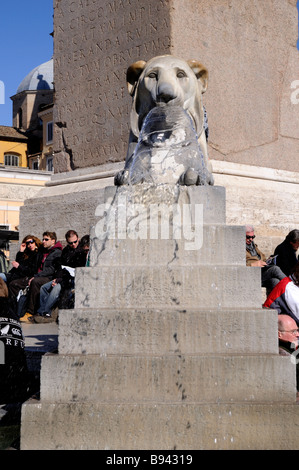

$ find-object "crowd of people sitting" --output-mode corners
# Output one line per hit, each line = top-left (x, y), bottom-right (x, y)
(246, 225), (299, 391)
(0, 229), (90, 324)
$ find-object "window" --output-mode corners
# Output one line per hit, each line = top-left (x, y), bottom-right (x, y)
(46, 156), (53, 172)
(4, 154), (19, 167)
(32, 159), (39, 170)
(46, 121), (53, 143)
(18, 108), (23, 128)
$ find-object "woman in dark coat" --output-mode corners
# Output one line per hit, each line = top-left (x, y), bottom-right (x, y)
(5, 235), (42, 316)
(6, 235), (42, 284)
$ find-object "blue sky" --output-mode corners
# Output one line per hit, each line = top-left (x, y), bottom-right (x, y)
(0, 1), (298, 127)
(0, 0), (53, 126)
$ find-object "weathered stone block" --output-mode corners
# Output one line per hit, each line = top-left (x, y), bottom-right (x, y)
(57, 307), (279, 356)
(89, 225), (246, 268)
(74, 265), (262, 310)
(40, 354), (296, 404)
(21, 401), (299, 450)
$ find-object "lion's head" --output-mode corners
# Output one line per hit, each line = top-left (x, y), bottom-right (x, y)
(127, 55), (208, 144)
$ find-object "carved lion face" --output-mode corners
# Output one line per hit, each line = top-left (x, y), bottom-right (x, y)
(127, 55), (208, 140)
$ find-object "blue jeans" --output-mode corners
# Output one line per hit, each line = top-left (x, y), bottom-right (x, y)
(37, 281), (61, 316)
(0, 273), (7, 282)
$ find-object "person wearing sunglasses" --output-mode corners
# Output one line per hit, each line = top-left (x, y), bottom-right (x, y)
(0, 235), (42, 319)
(2, 235), (41, 286)
(0, 235), (41, 284)
(245, 225), (286, 295)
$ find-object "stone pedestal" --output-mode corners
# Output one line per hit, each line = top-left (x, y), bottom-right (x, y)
(20, 185), (299, 450)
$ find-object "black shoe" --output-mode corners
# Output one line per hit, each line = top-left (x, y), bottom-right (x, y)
(34, 314), (54, 323)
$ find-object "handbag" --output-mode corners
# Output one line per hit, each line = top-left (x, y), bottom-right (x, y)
(16, 285), (29, 302)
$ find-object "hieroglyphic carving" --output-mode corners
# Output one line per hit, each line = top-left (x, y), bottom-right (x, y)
(53, 0), (171, 171)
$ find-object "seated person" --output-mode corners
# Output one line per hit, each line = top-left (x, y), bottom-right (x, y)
(245, 225), (286, 294)
(278, 314), (299, 391)
(78, 234), (90, 266)
(263, 263), (299, 326)
(12, 232), (63, 322)
(3, 235), (41, 285)
(274, 229), (299, 276)
(34, 230), (88, 323)
(5, 235), (42, 318)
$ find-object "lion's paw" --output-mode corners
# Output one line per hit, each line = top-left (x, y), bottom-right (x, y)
(178, 168), (214, 186)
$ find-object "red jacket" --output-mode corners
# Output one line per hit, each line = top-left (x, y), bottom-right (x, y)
(263, 276), (299, 326)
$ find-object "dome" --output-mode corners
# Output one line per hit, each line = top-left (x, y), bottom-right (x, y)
(17, 58), (53, 93)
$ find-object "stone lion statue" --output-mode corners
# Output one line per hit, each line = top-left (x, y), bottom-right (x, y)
(114, 55), (214, 186)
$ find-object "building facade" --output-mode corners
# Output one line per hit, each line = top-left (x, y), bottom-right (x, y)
(0, 126), (28, 169)
(0, 60), (54, 253)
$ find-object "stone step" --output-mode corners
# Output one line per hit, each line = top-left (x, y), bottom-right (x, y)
(89, 185), (227, 261)
(89, 224), (246, 267)
(40, 353), (296, 404)
(74, 265), (262, 310)
(58, 308), (278, 355)
(21, 401), (299, 450)
(96, 184), (226, 223)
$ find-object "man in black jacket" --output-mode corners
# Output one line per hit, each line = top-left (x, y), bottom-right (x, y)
(24, 231), (62, 320)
